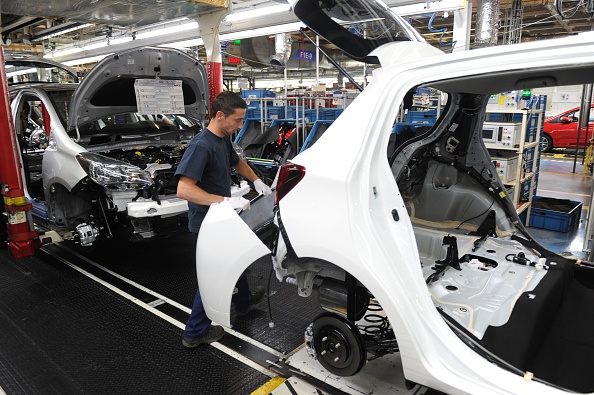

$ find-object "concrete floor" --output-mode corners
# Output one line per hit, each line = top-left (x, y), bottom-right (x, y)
(529, 152), (592, 259)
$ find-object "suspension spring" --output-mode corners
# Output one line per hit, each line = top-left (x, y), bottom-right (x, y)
(357, 300), (390, 336)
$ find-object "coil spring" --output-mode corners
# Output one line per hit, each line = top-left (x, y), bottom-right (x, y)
(357, 300), (390, 336)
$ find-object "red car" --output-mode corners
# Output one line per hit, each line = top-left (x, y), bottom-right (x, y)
(541, 104), (594, 152)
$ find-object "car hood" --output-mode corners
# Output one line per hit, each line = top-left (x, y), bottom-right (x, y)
(67, 46), (208, 131)
(289, 0), (427, 64)
(4, 54), (79, 84)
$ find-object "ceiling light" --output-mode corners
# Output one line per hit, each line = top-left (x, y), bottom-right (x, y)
(135, 21), (198, 40)
(160, 22), (305, 51)
(44, 46), (84, 59)
(63, 54), (110, 66)
(224, 4), (291, 23)
(391, 0), (466, 16)
(32, 23), (93, 42)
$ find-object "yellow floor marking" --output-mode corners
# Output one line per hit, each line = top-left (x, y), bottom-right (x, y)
(251, 377), (286, 395)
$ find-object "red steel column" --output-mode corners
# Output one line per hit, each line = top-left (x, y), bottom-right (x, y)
(0, 48), (41, 257)
(207, 61), (223, 108)
(195, 9), (229, 108)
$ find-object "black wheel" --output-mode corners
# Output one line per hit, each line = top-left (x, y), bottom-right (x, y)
(540, 133), (553, 153)
(312, 313), (366, 376)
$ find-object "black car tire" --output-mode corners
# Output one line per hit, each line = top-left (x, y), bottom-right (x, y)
(541, 133), (553, 153)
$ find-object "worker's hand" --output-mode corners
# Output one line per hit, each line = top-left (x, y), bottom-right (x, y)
(227, 196), (250, 211)
(253, 179), (272, 196)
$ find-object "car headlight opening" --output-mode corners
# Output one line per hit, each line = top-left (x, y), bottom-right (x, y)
(76, 152), (154, 191)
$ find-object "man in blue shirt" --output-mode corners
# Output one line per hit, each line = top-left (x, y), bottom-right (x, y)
(176, 91), (272, 347)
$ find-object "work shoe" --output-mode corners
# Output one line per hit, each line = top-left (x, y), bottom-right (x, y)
(236, 286), (266, 317)
(182, 325), (225, 348)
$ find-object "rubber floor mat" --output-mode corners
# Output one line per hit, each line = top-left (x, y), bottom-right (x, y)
(0, 249), (269, 395)
(63, 230), (325, 354)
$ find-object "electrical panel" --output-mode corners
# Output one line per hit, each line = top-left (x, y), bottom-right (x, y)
(482, 122), (523, 149)
(487, 91), (520, 111)
(491, 155), (519, 183)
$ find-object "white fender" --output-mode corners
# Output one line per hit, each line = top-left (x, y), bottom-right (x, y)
(196, 200), (271, 327)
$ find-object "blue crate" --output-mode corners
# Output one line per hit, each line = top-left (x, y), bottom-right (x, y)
(407, 110), (437, 124)
(520, 179), (533, 199)
(267, 106), (285, 120)
(526, 128), (537, 143)
(241, 89), (276, 99)
(529, 196), (582, 232)
(486, 113), (524, 122)
(319, 108), (344, 120)
(523, 147), (536, 162)
(302, 109), (318, 123)
(286, 106), (311, 120)
(416, 87), (431, 96)
(245, 108), (258, 118)
(526, 114), (540, 130)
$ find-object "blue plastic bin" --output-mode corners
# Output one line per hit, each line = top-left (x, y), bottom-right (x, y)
(529, 196), (582, 232)
(241, 90), (276, 99)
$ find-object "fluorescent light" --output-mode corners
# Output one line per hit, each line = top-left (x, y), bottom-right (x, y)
(32, 23), (94, 42)
(161, 39), (204, 49)
(221, 22), (305, 41)
(108, 37), (133, 46)
(160, 22), (305, 50)
(47, 36), (133, 57)
(135, 21), (198, 40)
(391, 0), (466, 16)
(83, 42), (107, 51)
(44, 46), (84, 58)
(63, 54), (111, 66)
(224, 4), (291, 23)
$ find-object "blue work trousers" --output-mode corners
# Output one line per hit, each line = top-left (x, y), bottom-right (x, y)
(183, 273), (251, 339)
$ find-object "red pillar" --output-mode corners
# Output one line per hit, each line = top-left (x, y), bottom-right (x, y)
(0, 48), (41, 257)
(207, 61), (223, 108)
(194, 9), (229, 109)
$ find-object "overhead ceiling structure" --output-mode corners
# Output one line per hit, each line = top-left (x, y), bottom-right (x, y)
(0, 0), (593, 82)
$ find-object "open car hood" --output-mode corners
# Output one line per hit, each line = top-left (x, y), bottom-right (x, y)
(67, 46), (208, 131)
(4, 54), (78, 84)
(289, 0), (426, 64)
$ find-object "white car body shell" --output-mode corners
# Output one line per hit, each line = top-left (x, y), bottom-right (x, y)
(197, 32), (594, 394)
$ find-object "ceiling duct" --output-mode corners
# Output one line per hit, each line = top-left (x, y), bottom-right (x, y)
(474, 0), (500, 48)
(269, 33), (292, 71)
(240, 36), (333, 71)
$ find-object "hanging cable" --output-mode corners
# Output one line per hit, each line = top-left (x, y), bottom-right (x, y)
(421, 13), (454, 47)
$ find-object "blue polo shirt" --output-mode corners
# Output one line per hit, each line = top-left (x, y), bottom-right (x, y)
(175, 128), (239, 233)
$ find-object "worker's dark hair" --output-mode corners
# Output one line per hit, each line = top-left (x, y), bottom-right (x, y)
(210, 91), (246, 118)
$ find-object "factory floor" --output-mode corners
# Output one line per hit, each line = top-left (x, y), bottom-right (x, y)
(529, 152), (592, 259)
(0, 152), (590, 395)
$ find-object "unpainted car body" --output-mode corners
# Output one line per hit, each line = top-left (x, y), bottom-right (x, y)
(541, 104), (594, 152)
(196, 1), (594, 394)
(7, 47), (210, 245)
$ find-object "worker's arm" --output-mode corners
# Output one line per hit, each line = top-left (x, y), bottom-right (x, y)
(234, 158), (272, 196)
(177, 175), (225, 205)
(234, 159), (259, 183)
